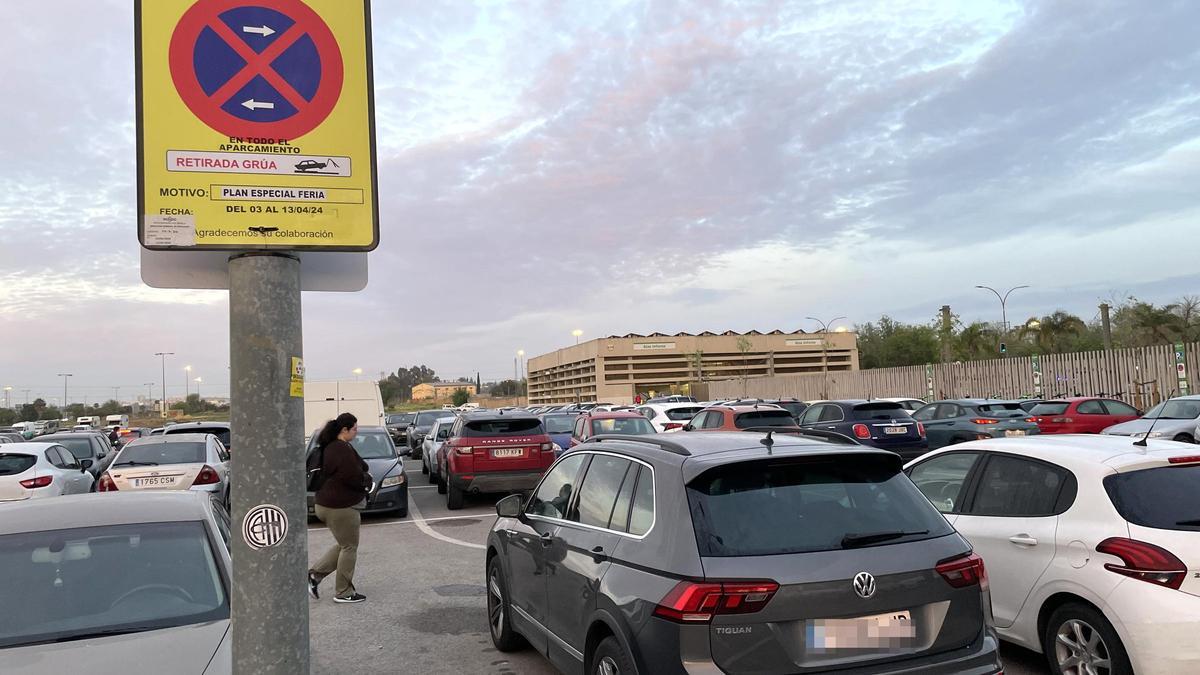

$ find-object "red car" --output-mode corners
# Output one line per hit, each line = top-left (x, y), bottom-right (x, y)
(682, 404), (798, 431)
(441, 411), (556, 510)
(567, 410), (656, 448)
(1030, 397), (1141, 434)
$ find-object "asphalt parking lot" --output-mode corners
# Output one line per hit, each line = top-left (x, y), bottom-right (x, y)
(307, 459), (1049, 675)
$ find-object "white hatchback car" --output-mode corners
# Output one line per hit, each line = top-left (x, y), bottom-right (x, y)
(904, 435), (1200, 675)
(0, 443), (95, 501)
(633, 403), (706, 432)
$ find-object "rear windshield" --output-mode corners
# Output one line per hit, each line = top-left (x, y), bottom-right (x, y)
(52, 437), (96, 460)
(591, 417), (655, 435)
(542, 416), (576, 434)
(976, 403), (1025, 414)
(1030, 402), (1070, 416)
(1143, 400), (1200, 420)
(166, 426), (231, 448)
(664, 406), (704, 421)
(1104, 465), (1200, 531)
(387, 414), (415, 425)
(775, 402), (808, 418)
(734, 410), (796, 429)
(462, 419), (543, 437)
(852, 403), (907, 420)
(686, 456), (953, 556)
(115, 442), (206, 466)
(0, 454), (36, 475)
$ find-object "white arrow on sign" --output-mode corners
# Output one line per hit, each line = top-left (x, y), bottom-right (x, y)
(241, 99), (275, 111)
(242, 25), (276, 37)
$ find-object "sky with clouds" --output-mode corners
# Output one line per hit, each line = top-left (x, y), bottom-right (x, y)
(2, 0), (1200, 404)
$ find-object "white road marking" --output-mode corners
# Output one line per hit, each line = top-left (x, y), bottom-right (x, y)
(408, 496), (487, 549)
(309, 512), (492, 531)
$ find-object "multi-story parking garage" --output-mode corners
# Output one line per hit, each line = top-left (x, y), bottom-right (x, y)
(527, 330), (859, 405)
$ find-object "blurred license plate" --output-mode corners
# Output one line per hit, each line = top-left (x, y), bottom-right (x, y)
(884, 426), (906, 435)
(492, 448), (523, 458)
(808, 610), (914, 650)
(134, 476), (177, 487)
(1004, 430), (1027, 437)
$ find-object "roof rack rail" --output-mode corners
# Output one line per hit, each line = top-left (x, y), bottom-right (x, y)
(584, 434), (692, 456)
(738, 426), (859, 446)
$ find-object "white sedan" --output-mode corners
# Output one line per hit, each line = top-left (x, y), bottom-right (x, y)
(0, 443), (95, 500)
(905, 434), (1200, 675)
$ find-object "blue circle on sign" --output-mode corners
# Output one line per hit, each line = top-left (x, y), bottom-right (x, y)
(191, 6), (323, 124)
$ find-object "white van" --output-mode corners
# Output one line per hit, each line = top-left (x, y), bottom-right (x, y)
(105, 414), (130, 429)
(76, 416), (100, 429)
(303, 381), (385, 434)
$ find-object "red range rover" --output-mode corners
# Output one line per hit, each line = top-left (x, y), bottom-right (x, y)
(442, 411), (556, 510)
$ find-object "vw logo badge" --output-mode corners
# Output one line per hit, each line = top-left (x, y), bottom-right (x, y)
(853, 572), (876, 599)
(242, 504), (289, 550)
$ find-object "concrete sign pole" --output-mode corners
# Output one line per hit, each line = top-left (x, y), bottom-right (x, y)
(229, 253), (308, 675)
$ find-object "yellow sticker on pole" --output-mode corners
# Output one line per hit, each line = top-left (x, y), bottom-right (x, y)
(136, 0), (378, 251)
(290, 356), (305, 397)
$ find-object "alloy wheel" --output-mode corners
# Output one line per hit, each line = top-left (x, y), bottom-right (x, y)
(1055, 618), (1111, 675)
(488, 570), (504, 638)
(596, 656), (619, 675)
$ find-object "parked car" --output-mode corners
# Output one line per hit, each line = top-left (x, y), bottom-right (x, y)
(485, 431), (1001, 674)
(0, 432), (24, 444)
(540, 413), (579, 453)
(911, 399), (1040, 450)
(99, 434), (232, 509)
(1016, 399), (1043, 413)
(1102, 395), (1200, 443)
(644, 395), (697, 404)
(386, 412), (416, 446)
(407, 410), (451, 458)
(796, 400), (928, 461)
(37, 431), (115, 480)
(441, 411), (556, 510)
(421, 416), (457, 483)
(905, 434), (1200, 675)
(634, 403), (707, 432)
(305, 426), (408, 517)
(0, 443), (95, 500)
(878, 397), (928, 414)
(163, 422), (233, 452)
(1030, 397), (1142, 435)
(684, 404), (798, 434)
(0, 492), (231, 673)
(567, 410), (656, 448)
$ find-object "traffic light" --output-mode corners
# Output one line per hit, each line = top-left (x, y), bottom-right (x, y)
(1000, 342), (1007, 354)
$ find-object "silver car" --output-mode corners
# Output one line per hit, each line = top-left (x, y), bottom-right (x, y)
(0, 492), (231, 673)
(100, 434), (231, 508)
(1102, 395), (1200, 443)
(421, 416), (457, 481)
(0, 443), (95, 501)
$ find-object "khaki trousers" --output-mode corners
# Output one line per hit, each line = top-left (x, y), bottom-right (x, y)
(310, 504), (361, 597)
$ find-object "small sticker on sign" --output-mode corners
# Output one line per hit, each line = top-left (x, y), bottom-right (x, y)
(144, 214), (196, 247)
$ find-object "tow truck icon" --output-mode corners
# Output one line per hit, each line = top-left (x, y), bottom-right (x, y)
(293, 158), (341, 175)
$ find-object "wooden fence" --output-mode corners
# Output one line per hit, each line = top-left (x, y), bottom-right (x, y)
(706, 342), (1197, 410)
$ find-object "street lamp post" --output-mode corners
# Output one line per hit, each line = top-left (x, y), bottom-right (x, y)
(195, 377), (203, 401)
(155, 352), (174, 418)
(352, 368), (363, 381)
(806, 317), (846, 399)
(572, 329), (583, 345)
(144, 383), (155, 412)
(3, 386), (11, 409)
(57, 374), (73, 415)
(184, 365), (192, 399)
(975, 284), (1030, 354)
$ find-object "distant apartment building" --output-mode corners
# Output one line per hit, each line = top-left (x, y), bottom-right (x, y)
(528, 329), (859, 405)
(411, 382), (479, 401)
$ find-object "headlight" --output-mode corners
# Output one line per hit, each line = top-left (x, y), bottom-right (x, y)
(381, 474), (406, 488)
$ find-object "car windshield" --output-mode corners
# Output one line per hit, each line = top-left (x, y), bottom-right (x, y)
(542, 416), (576, 434)
(852, 403), (908, 420)
(686, 455), (953, 556)
(49, 437), (95, 460)
(664, 406), (704, 420)
(116, 442), (206, 466)
(462, 419), (543, 437)
(387, 414), (415, 425)
(167, 427), (231, 448)
(0, 453), (37, 475)
(591, 417), (655, 435)
(0, 521), (228, 648)
(1030, 402), (1070, 416)
(350, 432), (396, 459)
(1142, 400), (1200, 420)
(1105, 465), (1200, 531)
(416, 412), (445, 426)
(734, 410), (797, 428)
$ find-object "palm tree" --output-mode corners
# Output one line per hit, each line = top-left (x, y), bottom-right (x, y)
(955, 322), (998, 360)
(1018, 311), (1088, 353)
(1128, 302), (1182, 345)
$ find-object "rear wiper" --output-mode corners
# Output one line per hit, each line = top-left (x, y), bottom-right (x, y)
(841, 530), (928, 549)
(1175, 519), (1200, 526)
(114, 461), (159, 467)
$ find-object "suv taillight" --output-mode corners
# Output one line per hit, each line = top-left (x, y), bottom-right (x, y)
(653, 580), (779, 623)
(1096, 537), (1186, 590)
(194, 465), (220, 486)
(851, 424), (871, 439)
(456, 445), (474, 455)
(917, 422), (926, 437)
(663, 423), (683, 431)
(98, 473), (118, 491)
(19, 475), (52, 489)
(540, 442), (552, 452)
(936, 552), (987, 589)
(971, 418), (999, 425)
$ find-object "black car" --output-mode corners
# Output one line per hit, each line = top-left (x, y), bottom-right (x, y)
(406, 410), (450, 459)
(485, 432), (1001, 674)
(796, 400), (929, 462)
(386, 412), (415, 446)
(305, 426), (409, 517)
(37, 432), (115, 480)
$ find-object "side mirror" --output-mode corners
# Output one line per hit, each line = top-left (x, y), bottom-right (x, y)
(682, 424), (694, 432)
(496, 493), (523, 518)
(398, 447), (411, 457)
(80, 459), (93, 470)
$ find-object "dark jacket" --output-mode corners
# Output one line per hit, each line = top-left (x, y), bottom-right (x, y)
(315, 439), (371, 509)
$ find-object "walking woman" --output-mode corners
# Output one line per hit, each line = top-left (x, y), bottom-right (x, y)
(307, 412), (370, 603)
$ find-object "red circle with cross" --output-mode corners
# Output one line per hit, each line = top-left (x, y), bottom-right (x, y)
(168, 0), (344, 140)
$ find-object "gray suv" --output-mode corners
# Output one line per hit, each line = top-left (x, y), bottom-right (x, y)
(486, 431), (1001, 674)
